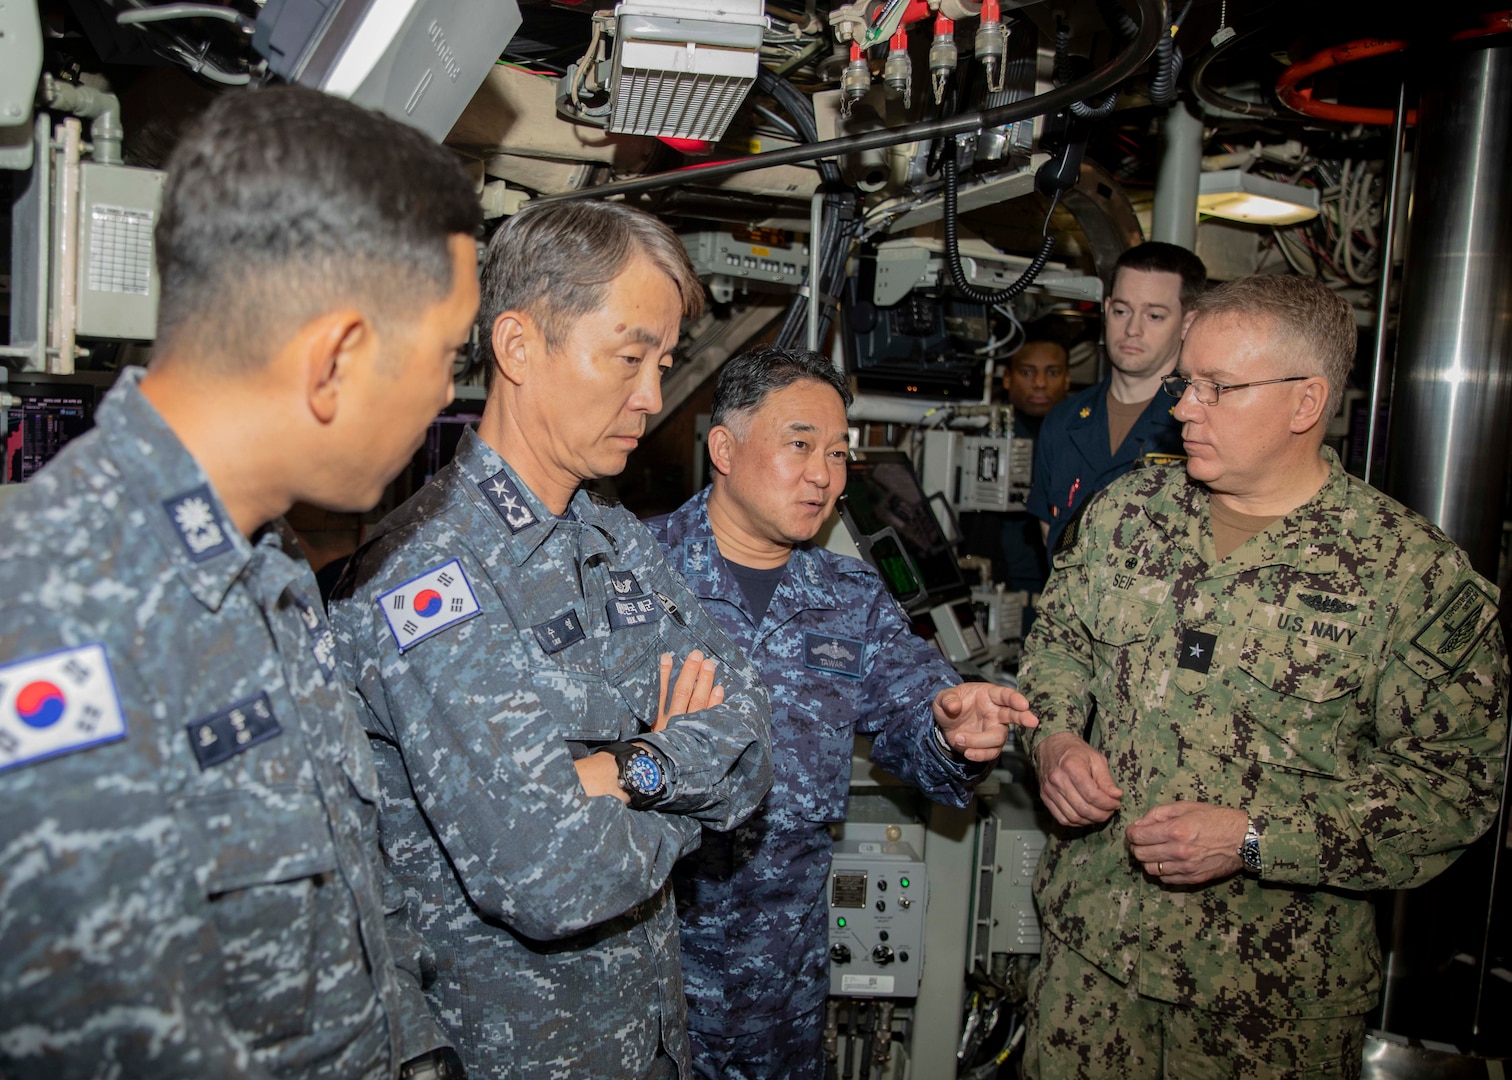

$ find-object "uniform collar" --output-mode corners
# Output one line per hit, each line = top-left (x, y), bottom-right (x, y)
(665, 487), (838, 618)
(452, 427), (615, 567)
(1144, 447), (1348, 576)
(97, 368), (259, 612)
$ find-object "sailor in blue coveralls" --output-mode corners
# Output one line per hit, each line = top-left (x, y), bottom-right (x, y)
(1026, 242), (1207, 551)
(650, 346), (1039, 1079)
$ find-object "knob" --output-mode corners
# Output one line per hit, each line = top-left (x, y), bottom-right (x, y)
(879, 930), (889, 942)
(872, 944), (895, 965)
(899, 951), (910, 963)
(875, 900), (886, 912)
(830, 944), (852, 964)
(877, 880), (887, 892)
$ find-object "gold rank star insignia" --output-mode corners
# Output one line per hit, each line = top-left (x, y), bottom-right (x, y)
(1080, 407), (1091, 418)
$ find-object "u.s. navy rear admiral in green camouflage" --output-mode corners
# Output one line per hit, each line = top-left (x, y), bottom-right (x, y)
(1018, 274), (1507, 1079)
(330, 201), (773, 1080)
(0, 88), (481, 1077)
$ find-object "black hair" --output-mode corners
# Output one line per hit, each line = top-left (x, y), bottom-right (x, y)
(711, 346), (852, 437)
(1109, 242), (1208, 310)
(154, 85), (481, 367)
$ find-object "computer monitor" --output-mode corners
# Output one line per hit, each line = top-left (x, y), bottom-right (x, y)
(839, 448), (969, 611)
(3, 378), (102, 483)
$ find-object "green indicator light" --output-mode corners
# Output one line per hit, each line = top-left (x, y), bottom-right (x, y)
(837, 917), (847, 928)
(900, 877), (910, 888)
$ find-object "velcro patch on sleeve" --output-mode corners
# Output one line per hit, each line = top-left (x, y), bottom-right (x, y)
(377, 559), (483, 652)
(0, 643), (127, 772)
(1410, 580), (1498, 676)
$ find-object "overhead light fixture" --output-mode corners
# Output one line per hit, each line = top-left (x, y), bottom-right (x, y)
(1197, 169), (1321, 226)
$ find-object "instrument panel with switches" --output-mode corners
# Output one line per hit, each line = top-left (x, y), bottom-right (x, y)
(827, 826), (929, 997)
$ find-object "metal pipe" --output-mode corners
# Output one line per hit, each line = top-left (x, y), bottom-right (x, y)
(1152, 99), (1202, 250)
(542, 0), (1164, 203)
(1363, 81), (1409, 487)
(42, 74), (122, 166)
(808, 191), (824, 351)
(52, 118), (82, 376)
(1384, 38), (1512, 575)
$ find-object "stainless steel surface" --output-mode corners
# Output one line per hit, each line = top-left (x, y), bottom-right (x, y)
(1385, 40), (1512, 577)
(1152, 100), (1202, 251)
(1362, 1031), (1509, 1080)
(1363, 81), (1409, 487)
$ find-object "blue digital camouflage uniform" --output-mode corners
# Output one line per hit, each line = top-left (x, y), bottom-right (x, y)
(329, 429), (773, 1080)
(1025, 375), (1185, 551)
(650, 489), (987, 1076)
(1019, 449), (1507, 1072)
(0, 369), (439, 1078)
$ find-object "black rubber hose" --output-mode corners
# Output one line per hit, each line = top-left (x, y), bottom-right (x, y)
(1189, 25), (1277, 118)
(542, 0), (1163, 203)
(941, 148), (1056, 304)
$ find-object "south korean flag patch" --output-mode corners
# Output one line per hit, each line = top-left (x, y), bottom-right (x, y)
(377, 559), (482, 652)
(0, 643), (128, 772)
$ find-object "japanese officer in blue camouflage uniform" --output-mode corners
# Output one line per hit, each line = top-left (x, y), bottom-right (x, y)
(1017, 274), (1508, 1079)
(648, 346), (1039, 1079)
(0, 87), (481, 1078)
(328, 200), (773, 1080)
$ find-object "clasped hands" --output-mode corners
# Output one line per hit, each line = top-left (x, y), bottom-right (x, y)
(1033, 731), (1249, 885)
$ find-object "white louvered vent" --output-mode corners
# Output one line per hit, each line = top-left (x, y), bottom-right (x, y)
(608, 0), (768, 143)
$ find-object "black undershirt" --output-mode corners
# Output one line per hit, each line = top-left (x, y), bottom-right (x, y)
(727, 560), (789, 623)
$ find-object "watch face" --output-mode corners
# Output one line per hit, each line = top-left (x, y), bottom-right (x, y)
(625, 752), (665, 796)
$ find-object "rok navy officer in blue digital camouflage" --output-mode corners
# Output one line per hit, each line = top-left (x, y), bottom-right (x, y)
(329, 201), (773, 1080)
(1018, 275), (1507, 1078)
(0, 88), (481, 1078)
(649, 347), (1039, 1080)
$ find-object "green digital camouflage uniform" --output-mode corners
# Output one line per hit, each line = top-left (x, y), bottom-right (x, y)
(1019, 448), (1507, 1076)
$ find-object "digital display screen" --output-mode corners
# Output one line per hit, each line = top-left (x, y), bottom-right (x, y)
(4, 389), (95, 483)
(842, 450), (969, 607)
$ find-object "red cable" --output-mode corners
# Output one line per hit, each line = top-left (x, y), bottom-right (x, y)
(1276, 38), (1414, 126)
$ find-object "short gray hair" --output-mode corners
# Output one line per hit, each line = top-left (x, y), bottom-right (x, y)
(477, 201), (703, 383)
(1190, 274), (1356, 421)
(711, 345), (853, 439)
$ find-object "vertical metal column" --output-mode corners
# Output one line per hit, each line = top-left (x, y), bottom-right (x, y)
(1385, 39), (1512, 574)
(1151, 99), (1202, 251)
(1379, 35), (1512, 1038)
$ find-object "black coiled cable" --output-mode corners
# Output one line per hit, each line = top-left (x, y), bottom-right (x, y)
(941, 146), (1057, 304)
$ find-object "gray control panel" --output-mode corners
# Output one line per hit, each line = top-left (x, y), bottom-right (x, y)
(828, 828), (928, 997)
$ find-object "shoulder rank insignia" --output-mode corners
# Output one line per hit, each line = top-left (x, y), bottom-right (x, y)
(478, 470), (538, 533)
(377, 558), (483, 652)
(163, 483), (234, 562)
(0, 644), (127, 772)
(1299, 593), (1357, 615)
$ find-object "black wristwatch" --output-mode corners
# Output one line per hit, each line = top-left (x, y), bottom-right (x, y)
(399, 1047), (465, 1080)
(1238, 818), (1262, 874)
(605, 741), (669, 810)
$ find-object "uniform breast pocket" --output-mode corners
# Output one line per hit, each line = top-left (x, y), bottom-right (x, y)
(174, 786), (340, 1047)
(533, 668), (625, 742)
(1232, 628), (1367, 776)
(777, 707), (854, 823)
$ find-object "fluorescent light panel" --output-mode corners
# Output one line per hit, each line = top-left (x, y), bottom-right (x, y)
(1197, 169), (1321, 226)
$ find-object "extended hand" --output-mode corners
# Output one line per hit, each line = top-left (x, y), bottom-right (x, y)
(931, 682), (1040, 763)
(1033, 731), (1123, 827)
(1125, 801), (1248, 886)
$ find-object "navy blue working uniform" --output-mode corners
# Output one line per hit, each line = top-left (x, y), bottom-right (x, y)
(1025, 375), (1184, 551)
(0, 370), (440, 1078)
(330, 430), (772, 1080)
(652, 489), (988, 1077)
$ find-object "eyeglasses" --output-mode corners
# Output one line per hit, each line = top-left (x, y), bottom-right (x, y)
(1160, 373), (1311, 406)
